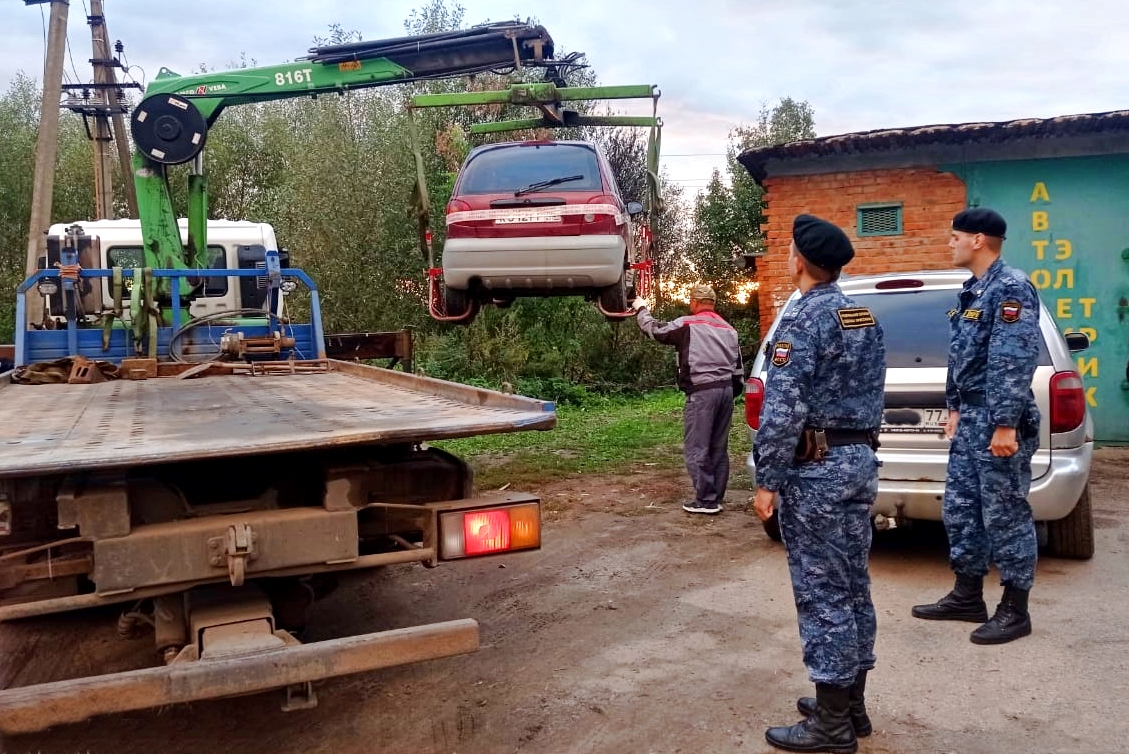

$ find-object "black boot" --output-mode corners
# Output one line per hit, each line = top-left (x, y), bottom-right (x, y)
(767, 683), (857, 753)
(797, 670), (872, 737)
(911, 574), (988, 622)
(970, 585), (1032, 644)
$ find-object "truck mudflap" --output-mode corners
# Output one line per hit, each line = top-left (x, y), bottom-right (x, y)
(0, 618), (479, 736)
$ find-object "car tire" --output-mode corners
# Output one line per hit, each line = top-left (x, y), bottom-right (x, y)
(762, 509), (782, 542)
(598, 267), (628, 314)
(1044, 485), (1095, 560)
(443, 285), (477, 322)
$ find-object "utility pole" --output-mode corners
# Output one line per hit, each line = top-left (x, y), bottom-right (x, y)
(65, 0), (139, 219)
(24, 0), (70, 328)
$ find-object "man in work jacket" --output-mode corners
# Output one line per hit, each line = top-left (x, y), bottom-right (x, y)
(633, 284), (743, 514)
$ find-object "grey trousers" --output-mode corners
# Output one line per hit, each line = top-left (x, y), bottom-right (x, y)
(683, 386), (734, 506)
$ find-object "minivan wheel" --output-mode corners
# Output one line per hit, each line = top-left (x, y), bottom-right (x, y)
(443, 284), (477, 322)
(598, 268), (628, 314)
(762, 510), (782, 542)
(1044, 485), (1095, 560)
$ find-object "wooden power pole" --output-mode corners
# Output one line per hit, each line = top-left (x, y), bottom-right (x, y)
(24, 0), (70, 299)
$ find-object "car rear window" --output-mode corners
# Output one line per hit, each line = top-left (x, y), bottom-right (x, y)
(852, 289), (1051, 368)
(458, 144), (603, 194)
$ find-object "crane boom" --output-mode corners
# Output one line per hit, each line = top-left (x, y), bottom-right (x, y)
(130, 22), (556, 290)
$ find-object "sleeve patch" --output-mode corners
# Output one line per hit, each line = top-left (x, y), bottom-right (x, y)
(771, 341), (793, 367)
(962, 308), (982, 321)
(835, 307), (877, 329)
(1000, 300), (1022, 323)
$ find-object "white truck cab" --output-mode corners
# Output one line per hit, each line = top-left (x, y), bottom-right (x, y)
(42, 219), (282, 323)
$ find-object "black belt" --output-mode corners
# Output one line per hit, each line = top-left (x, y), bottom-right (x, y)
(959, 390), (986, 407)
(821, 429), (878, 446)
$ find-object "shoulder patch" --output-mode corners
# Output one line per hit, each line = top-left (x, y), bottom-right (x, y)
(771, 341), (792, 367)
(835, 307), (877, 329)
(1000, 300), (1022, 323)
(962, 308), (982, 321)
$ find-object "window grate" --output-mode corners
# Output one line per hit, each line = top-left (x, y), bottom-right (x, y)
(857, 203), (903, 237)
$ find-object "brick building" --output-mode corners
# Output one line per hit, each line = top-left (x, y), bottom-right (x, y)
(737, 111), (1129, 443)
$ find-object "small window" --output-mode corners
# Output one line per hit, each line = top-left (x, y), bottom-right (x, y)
(106, 245), (229, 297)
(857, 203), (903, 237)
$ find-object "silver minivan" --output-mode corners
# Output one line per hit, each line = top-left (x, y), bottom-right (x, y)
(745, 270), (1094, 559)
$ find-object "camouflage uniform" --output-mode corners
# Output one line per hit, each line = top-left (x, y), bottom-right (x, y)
(755, 283), (886, 686)
(945, 258), (1041, 590)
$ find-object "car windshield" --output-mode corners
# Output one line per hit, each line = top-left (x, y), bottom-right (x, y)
(458, 144), (603, 194)
(852, 288), (1051, 368)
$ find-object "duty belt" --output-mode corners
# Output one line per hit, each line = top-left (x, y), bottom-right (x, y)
(795, 427), (880, 462)
(958, 390), (987, 407)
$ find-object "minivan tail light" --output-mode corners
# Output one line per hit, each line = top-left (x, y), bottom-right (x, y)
(446, 199), (472, 215)
(583, 195), (620, 232)
(745, 377), (765, 429)
(1049, 371), (1086, 433)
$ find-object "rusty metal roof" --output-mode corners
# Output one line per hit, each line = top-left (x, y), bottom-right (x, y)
(738, 110), (1129, 182)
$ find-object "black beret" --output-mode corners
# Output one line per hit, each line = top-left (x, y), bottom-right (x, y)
(952, 208), (1007, 239)
(792, 214), (855, 269)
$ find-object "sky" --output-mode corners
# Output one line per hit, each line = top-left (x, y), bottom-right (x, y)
(3, 0), (1128, 196)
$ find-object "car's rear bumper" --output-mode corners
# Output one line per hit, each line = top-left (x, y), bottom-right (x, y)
(442, 235), (625, 290)
(744, 441), (1092, 522)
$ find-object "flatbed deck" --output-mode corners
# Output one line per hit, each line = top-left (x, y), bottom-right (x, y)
(0, 360), (555, 477)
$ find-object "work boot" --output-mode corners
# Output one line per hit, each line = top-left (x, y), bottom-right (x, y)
(797, 670), (871, 737)
(911, 574), (988, 622)
(970, 585), (1032, 645)
(766, 683), (857, 753)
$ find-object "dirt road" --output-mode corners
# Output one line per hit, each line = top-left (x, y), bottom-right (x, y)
(3, 449), (1127, 754)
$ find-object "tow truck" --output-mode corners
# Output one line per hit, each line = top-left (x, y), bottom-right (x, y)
(0, 22), (569, 735)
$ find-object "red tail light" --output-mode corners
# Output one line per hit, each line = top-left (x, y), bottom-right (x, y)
(445, 199), (474, 238)
(1049, 371), (1086, 433)
(438, 502), (541, 559)
(583, 194), (620, 234)
(745, 377), (765, 429)
(446, 199), (472, 214)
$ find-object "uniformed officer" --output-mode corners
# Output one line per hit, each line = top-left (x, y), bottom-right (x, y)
(633, 284), (743, 514)
(912, 208), (1042, 645)
(753, 215), (886, 754)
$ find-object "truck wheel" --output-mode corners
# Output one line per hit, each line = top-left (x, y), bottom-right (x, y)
(1044, 485), (1094, 560)
(598, 268), (628, 314)
(762, 509), (782, 542)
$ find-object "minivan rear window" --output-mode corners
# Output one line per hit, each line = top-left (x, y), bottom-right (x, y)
(852, 289), (1052, 368)
(458, 144), (603, 194)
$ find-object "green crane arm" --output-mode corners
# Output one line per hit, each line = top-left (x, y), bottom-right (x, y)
(130, 22), (555, 292)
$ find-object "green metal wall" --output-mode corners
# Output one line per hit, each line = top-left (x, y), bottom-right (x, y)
(944, 155), (1129, 444)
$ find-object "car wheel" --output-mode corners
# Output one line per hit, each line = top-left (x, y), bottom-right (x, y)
(443, 285), (477, 322)
(1044, 485), (1094, 560)
(598, 267), (628, 314)
(762, 509), (782, 542)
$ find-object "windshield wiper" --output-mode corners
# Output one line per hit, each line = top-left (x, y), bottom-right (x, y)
(514, 174), (584, 197)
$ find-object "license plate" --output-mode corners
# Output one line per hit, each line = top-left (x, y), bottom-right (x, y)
(881, 408), (948, 434)
(494, 214), (561, 224)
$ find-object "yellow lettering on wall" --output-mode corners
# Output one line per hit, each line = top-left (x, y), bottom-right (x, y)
(1055, 239), (1073, 260)
(1030, 182), (1051, 202)
(1053, 269), (1074, 289)
(1077, 356), (1099, 378)
(1032, 240), (1049, 260)
(1085, 386), (1098, 408)
(1031, 269), (1052, 289)
(1056, 299), (1073, 318)
(1078, 297), (1097, 317)
(1032, 211), (1049, 231)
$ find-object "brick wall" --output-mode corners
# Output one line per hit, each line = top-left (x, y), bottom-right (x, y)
(755, 167), (967, 336)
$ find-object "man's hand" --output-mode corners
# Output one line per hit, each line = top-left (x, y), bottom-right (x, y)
(631, 296), (650, 312)
(944, 410), (960, 440)
(989, 426), (1019, 457)
(754, 487), (776, 521)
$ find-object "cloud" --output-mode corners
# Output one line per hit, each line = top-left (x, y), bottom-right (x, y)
(3, 0), (1127, 192)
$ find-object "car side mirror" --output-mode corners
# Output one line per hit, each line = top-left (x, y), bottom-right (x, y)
(1064, 331), (1090, 352)
(626, 201), (644, 216)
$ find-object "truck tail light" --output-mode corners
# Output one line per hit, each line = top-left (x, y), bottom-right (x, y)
(439, 503), (540, 559)
(745, 377), (765, 429)
(1049, 370), (1086, 433)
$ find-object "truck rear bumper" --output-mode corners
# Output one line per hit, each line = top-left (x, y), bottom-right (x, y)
(0, 618), (479, 735)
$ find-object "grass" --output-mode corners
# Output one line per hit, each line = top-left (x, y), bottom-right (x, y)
(434, 389), (752, 489)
